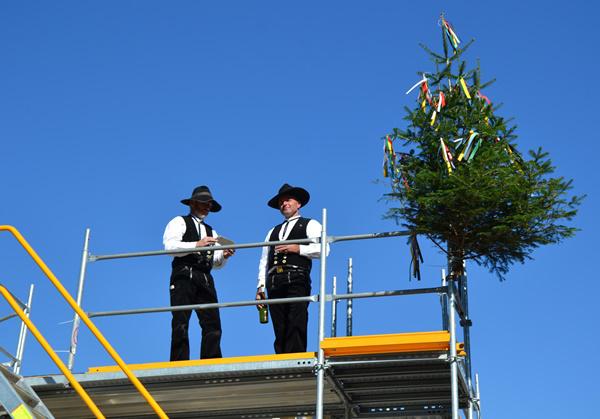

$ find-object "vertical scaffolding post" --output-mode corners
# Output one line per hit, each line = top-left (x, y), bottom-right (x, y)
(467, 396), (474, 418)
(448, 279), (459, 419)
(475, 373), (482, 419)
(441, 269), (449, 330)
(459, 263), (474, 419)
(331, 276), (337, 337)
(315, 208), (328, 419)
(13, 284), (34, 375)
(460, 263), (473, 381)
(68, 228), (91, 371)
(346, 257), (353, 336)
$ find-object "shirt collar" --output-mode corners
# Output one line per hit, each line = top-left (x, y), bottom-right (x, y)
(284, 215), (301, 223)
(191, 214), (204, 224)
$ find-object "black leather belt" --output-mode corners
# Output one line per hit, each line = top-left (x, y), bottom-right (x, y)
(174, 264), (211, 274)
(267, 265), (308, 275)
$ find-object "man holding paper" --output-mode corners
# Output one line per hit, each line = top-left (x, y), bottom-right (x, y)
(163, 185), (234, 361)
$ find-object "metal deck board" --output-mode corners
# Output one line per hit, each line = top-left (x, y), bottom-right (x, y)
(25, 354), (346, 418)
(22, 344), (470, 418)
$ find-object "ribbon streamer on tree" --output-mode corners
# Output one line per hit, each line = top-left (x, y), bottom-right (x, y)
(398, 153), (411, 191)
(459, 77), (472, 100)
(405, 74), (428, 95)
(477, 91), (491, 104)
(467, 138), (483, 162)
(440, 138), (454, 173)
(458, 131), (478, 161)
(383, 135), (395, 178)
(440, 16), (461, 52)
(408, 233), (424, 281)
(436, 91), (446, 112)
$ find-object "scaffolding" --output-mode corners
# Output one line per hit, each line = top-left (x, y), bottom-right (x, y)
(1, 209), (482, 418)
(0, 284), (34, 376)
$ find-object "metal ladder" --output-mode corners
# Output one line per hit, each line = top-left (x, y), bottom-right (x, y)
(0, 364), (53, 419)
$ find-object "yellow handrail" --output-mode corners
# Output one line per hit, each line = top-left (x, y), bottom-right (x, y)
(0, 225), (168, 418)
(0, 285), (105, 418)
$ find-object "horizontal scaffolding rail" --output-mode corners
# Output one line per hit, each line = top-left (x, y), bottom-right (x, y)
(86, 286), (448, 319)
(87, 230), (411, 262)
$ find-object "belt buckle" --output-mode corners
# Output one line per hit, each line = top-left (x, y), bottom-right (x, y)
(276, 266), (284, 273)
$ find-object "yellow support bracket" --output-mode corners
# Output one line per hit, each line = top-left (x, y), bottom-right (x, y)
(88, 352), (316, 373)
(0, 285), (105, 418)
(0, 225), (168, 419)
(321, 331), (466, 357)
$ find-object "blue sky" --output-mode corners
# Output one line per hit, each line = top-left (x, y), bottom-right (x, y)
(1, 2), (598, 417)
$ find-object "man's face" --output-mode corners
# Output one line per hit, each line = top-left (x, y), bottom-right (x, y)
(190, 201), (211, 218)
(278, 195), (301, 218)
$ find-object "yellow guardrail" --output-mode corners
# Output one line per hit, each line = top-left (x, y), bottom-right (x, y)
(0, 225), (168, 419)
(0, 285), (105, 418)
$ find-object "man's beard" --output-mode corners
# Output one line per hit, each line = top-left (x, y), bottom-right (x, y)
(192, 212), (207, 221)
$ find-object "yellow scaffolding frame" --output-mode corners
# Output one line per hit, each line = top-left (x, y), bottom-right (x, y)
(0, 225), (168, 419)
(0, 285), (105, 418)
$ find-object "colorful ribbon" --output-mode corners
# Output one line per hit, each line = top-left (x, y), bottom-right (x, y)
(458, 131), (478, 161)
(406, 74), (428, 95)
(441, 16), (461, 52)
(459, 77), (472, 100)
(436, 92), (446, 112)
(477, 91), (491, 104)
(430, 110), (437, 126)
(383, 135), (395, 177)
(440, 138), (453, 174)
(467, 138), (483, 162)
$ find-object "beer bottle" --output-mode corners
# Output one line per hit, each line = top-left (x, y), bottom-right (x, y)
(258, 306), (269, 324)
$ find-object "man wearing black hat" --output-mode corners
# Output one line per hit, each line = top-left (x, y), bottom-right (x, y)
(256, 184), (325, 354)
(163, 186), (234, 361)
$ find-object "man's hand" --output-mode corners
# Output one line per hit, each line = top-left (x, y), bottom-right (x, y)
(223, 249), (235, 258)
(256, 289), (266, 310)
(196, 237), (218, 247)
(274, 244), (300, 254)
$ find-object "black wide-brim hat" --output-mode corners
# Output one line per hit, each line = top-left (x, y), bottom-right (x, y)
(268, 183), (310, 209)
(181, 185), (222, 212)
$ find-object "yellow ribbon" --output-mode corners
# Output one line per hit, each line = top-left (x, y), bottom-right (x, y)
(459, 77), (471, 99)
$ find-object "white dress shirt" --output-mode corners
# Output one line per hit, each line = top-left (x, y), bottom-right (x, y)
(256, 215), (326, 290)
(163, 215), (226, 269)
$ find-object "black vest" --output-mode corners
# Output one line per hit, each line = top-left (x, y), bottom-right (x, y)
(267, 217), (312, 272)
(171, 215), (214, 272)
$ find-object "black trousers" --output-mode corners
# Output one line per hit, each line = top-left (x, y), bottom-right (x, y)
(267, 270), (311, 354)
(169, 265), (222, 361)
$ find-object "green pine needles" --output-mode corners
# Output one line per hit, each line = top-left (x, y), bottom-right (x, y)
(383, 16), (583, 280)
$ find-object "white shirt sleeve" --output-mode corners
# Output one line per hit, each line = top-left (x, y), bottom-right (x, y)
(163, 216), (226, 269)
(163, 216), (197, 254)
(299, 219), (329, 259)
(256, 228), (274, 291)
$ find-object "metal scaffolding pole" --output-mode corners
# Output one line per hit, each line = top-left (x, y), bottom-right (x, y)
(475, 373), (482, 419)
(460, 264), (473, 381)
(346, 257), (353, 337)
(88, 295), (317, 318)
(331, 275), (337, 337)
(459, 263), (474, 419)
(448, 280), (459, 419)
(316, 208), (328, 419)
(89, 237), (318, 262)
(68, 228), (90, 371)
(13, 284), (34, 375)
(441, 269), (449, 331)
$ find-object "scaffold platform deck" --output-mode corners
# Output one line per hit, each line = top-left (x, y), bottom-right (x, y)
(22, 332), (469, 418)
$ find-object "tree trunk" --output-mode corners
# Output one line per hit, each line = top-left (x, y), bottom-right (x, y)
(447, 241), (465, 279)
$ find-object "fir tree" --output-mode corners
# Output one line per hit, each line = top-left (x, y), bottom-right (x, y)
(383, 16), (583, 280)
